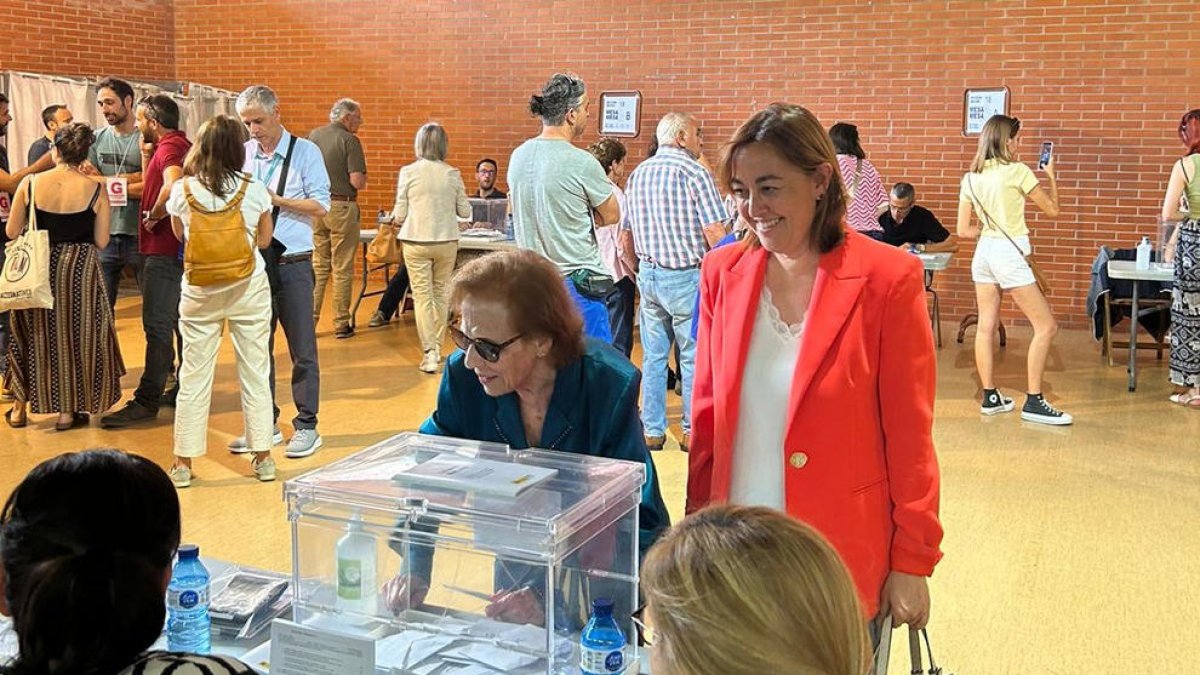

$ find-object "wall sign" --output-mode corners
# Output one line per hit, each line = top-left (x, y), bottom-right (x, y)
(963, 87), (1010, 136)
(598, 90), (642, 137)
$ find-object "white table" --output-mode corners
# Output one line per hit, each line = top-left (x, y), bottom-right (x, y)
(917, 252), (953, 348)
(351, 229), (517, 329)
(1106, 260), (1174, 391)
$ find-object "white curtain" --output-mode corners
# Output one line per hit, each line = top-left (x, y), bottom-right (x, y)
(4, 72), (94, 170)
(1, 72), (239, 171)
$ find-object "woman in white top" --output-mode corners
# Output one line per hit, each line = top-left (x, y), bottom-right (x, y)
(587, 137), (638, 357)
(164, 115), (275, 487)
(955, 114), (1069, 425)
(391, 122), (471, 373)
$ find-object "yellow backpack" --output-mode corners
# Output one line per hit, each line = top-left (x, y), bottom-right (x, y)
(182, 174), (255, 286)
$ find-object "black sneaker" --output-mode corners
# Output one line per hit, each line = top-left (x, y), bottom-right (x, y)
(980, 389), (1015, 415)
(335, 326), (355, 339)
(160, 385), (179, 407)
(1021, 394), (1074, 426)
(100, 400), (159, 428)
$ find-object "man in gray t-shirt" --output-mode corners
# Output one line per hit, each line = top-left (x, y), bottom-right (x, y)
(508, 73), (620, 342)
(86, 77), (145, 309)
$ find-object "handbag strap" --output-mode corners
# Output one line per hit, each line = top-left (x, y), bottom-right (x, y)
(966, 174), (1027, 259)
(873, 616), (944, 675)
(25, 176), (38, 233)
(269, 135), (299, 225)
(871, 614), (892, 674)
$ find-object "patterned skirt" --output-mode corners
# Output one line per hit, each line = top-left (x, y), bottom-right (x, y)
(1170, 219), (1200, 386)
(5, 242), (126, 413)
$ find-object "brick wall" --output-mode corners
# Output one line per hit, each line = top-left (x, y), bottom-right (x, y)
(12, 0), (1200, 328)
(0, 0), (175, 80)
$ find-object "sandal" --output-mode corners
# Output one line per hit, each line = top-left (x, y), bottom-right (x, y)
(54, 413), (90, 431)
(4, 408), (27, 429)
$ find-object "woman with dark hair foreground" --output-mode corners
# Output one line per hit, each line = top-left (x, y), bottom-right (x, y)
(0, 449), (254, 674)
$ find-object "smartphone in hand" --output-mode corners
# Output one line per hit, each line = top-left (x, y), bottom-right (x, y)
(1038, 141), (1054, 170)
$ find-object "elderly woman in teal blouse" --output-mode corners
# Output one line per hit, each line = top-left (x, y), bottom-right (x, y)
(383, 248), (670, 625)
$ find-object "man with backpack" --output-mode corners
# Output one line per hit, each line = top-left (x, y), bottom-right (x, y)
(233, 85), (331, 459)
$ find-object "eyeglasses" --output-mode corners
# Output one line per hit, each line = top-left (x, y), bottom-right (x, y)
(477, 168), (497, 175)
(449, 325), (522, 363)
(631, 604), (655, 647)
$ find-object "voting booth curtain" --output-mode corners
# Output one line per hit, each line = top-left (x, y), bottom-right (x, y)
(0, 71), (237, 170)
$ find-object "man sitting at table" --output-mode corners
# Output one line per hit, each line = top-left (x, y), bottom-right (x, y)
(474, 158), (506, 199)
(879, 182), (954, 251)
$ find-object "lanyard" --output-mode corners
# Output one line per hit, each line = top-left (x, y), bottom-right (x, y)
(108, 130), (138, 175)
(255, 152), (283, 191)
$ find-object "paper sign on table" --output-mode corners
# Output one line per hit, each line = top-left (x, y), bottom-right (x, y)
(268, 618), (375, 675)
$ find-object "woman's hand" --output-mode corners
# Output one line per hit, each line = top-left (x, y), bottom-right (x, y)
(485, 587), (545, 626)
(381, 573), (430, 616)
(878, 571), (930, 630)
(1041, 155), (1056, 180)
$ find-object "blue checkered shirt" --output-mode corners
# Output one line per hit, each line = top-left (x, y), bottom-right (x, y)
(625, 146), (727, 269)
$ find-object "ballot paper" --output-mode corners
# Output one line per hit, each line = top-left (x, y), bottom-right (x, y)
(394, 456), (557, 498)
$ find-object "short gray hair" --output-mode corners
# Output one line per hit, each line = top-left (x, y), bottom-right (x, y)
(329, 98), (360, 123)
(414, 122), (448, 161)
(891, 182), (915, 201)
(656, 112), (694, 146)
(529, 73), (586, 127)
(236, 85), (278, 114)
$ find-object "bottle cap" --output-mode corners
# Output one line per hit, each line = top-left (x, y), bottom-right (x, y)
(177, 544), (200, 560)
(591, 598), (614, 617)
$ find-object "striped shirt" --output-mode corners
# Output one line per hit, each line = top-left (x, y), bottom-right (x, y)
(626, 146), (726, 269)
(119, 651), (257, 674)
(837, 154), (886, 233)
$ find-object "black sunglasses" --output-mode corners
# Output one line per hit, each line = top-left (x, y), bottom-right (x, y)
(631, 604), (655, 647)
(449, 325), (522, 363)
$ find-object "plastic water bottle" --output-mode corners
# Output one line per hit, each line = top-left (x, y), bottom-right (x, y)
(580, 598), (626, 675)
(1136, 236), (1152, 270)
(505, 212), (515, 240)
(167, 544), (211, 654)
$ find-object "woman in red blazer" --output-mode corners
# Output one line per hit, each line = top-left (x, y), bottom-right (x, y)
(689, 103), (943, 629)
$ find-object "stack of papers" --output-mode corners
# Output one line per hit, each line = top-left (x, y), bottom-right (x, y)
(394, 457), (557, 499)
(210, 572), (291, 640)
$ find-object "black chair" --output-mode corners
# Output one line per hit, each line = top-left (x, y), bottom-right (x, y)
(1097, 248), (1172, 366)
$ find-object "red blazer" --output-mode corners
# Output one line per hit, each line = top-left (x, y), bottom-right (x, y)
(688, 231), (944, 616)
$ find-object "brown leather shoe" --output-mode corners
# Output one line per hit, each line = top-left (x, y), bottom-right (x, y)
(680, 432), (690, 453)
(645, 435), (665, 451)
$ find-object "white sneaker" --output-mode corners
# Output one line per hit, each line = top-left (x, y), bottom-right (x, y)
(285, 428), (323, 458)
(169, 464), (192, 488)
(252, 455), (276, 482)
(419, 350), (440, 374)
(229, 426), (284, 454)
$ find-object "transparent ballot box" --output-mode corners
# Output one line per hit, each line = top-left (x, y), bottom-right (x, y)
(284, 432), (644, 674)
(468, 197), (508, 233)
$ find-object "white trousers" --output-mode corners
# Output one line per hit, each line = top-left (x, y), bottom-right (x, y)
(173, 271), (274, 458)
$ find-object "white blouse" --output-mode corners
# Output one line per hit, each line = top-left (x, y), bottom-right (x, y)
(728, 284), (803, 510)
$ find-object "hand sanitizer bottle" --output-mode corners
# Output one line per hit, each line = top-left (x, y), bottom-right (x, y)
(336, 510), (377, 616)
(1136, 236), (1152, 270)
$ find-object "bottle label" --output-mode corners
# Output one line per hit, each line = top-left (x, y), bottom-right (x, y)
(337, 558), (363, 600)
(168, 586), (208, 610)
(581, 646), (624, 673)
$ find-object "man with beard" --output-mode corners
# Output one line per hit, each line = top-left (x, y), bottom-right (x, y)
(507, 73), (620, 341)
(101, 94), (190, 429)
(474, 158), (505, 199)
(27, 104), (73, 165)
(0, 93), (54, 402)
(87, 77), (146, 309)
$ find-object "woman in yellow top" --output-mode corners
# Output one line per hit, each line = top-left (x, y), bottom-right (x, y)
(1161, 109), (1200, 407)
(956, 115), (1070, 425)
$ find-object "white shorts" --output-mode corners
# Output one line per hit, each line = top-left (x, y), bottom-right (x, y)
(971, 236), (1036, 289)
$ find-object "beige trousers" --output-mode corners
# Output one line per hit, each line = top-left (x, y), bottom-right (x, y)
(402, 240), (459, 354)
(312, 201), (361, 330)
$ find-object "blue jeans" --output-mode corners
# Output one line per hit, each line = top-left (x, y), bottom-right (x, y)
(134, 255), (182, 411)
(99, 233), (143, 309)
(637, 265), (700, 436)
(605, 277), (636, 358)
(564, 278), (613, 343)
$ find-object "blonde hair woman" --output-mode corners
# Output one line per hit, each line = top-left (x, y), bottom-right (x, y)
(956, 114), (1069, 425)
(391, 122), (471, 373)
(639, 505), (870, 675)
